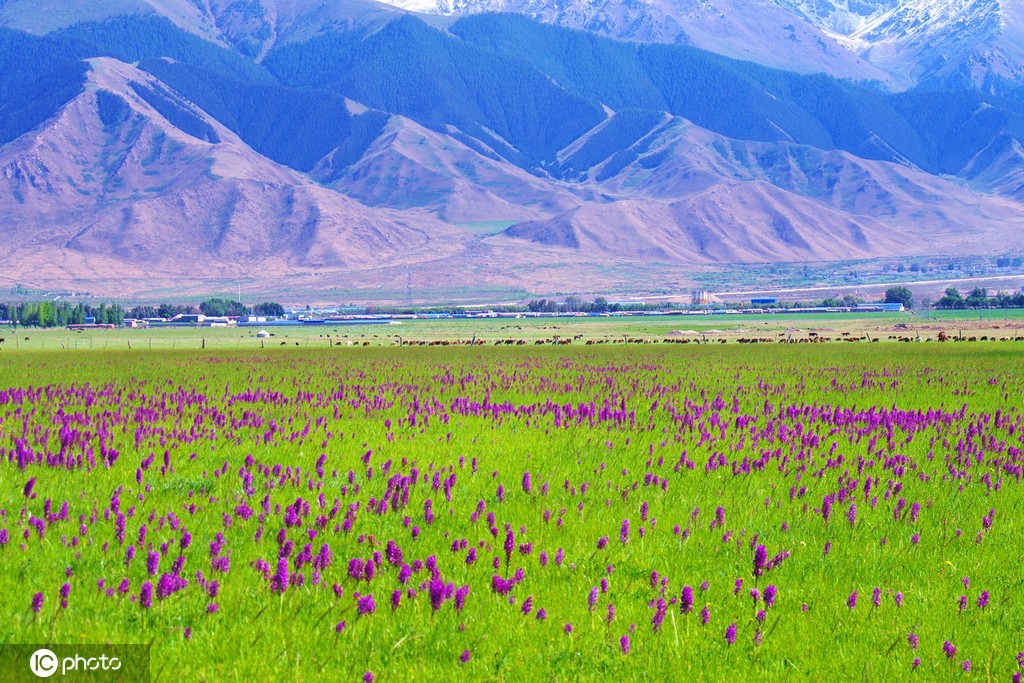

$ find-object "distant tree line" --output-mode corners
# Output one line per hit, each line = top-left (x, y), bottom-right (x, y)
(0, 299), (286, 327)
(934, 288), (1024, 309)
(128, 300), (284, 318)
(527, 297), (616, 313)
(361, 298), (663, 315)
(819, 295), (864, 308)
(0, 302), (124, 327)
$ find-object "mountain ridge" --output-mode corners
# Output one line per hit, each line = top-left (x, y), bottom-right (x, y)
(0, 6), (1023, 298)
(0, 57), (444, 286)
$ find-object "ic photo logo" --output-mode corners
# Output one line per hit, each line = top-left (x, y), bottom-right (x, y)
(28, 648), (123, 678)
(29, 649), (57, 678)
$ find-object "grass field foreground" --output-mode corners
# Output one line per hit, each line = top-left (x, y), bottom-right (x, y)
(0, 344), (1022, 680)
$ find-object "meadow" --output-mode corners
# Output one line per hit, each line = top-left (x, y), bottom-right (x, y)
(1, 342), (1022, 680)
(0, 310), (947, 352)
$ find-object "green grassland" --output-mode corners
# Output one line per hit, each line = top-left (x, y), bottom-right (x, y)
(0, 310), (956, 353)
(0, 343), (1022, 680)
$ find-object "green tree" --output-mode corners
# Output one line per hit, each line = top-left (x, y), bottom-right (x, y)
(936, 288), (965, 309)
(253, 302), (285, 317)
(200, 298), (227, 316)
(965, 288), (989, 308)
(201, 298), (248, 317)
(884, 286), (913, 309)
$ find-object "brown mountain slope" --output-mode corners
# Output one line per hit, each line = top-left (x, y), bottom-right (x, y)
(494, 114), (1024, 263)
(0, 58), (442, 291)
(494, 184), (896, 263)
(322, 114), (578, 222)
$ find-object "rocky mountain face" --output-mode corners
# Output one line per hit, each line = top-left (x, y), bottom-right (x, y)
(1, 3), (1023, 298)
(374, 0), (1024, 91)
(0, 53), (443, 294)
(379, 0), (894, 82)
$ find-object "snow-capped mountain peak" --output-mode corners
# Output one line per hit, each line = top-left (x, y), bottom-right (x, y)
(771, 0), (899, 36)
(371, 0), (1024, 91)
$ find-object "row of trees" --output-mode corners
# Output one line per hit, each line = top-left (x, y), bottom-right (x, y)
(0, 302), (125, 327)
(934, 288), (1024, 309)
(820, 295), (865, 308)
(8, 288), (1024, 327)
(127, 299), (284, 318)
(1, 299), (287, 327)
(527, 297), (617, 313)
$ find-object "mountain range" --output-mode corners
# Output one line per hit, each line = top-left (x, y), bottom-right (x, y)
(0, 0), (1023, 300)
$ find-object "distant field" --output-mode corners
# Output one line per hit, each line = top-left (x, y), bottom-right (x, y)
(918, 309), (1024, 321)
(4, 310), (1024, 353)
(1, 343), (1022, 679)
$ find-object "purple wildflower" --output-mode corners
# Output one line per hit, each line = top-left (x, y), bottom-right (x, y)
(763, 585), (777, 609)
(725, 622), (737, 645)
(454, 585), (469, 612)
(140, 582), (153, 609)
(429, 577), (448, 612)
(753, 544), (768, 577)
(270, 557), (289, 593)
(357, 594), (377, 616)
(146, 551), (160, 577)
(680, 585), (694, 613)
